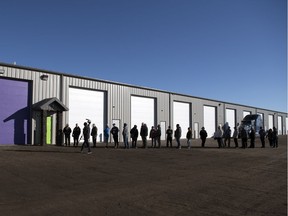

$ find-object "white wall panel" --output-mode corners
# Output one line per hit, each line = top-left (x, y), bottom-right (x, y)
(243, 111), (251, 119)
(226, 109), (236, 130)
(286, 117), (288, 135)
(173, 102), (190, 139)
(278, 116), (282, 135)
(204, 106), (216, 138)
(268, 115), (274, 129)
(131, 96), (155, 140)
(69, 88), (104, 141)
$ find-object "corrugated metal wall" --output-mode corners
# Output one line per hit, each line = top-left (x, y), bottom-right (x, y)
(0, 62), (287, 145)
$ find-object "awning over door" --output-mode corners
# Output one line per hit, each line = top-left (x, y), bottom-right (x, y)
(32, 97), (68, 145)
(32, 97), (68, 112)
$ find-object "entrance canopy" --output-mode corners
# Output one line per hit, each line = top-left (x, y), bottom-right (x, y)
(32, 97), (68, 112)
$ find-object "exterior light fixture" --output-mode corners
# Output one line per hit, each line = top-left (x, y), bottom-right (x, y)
(40, 74), (49, 81)
(0, 68), (5, 74)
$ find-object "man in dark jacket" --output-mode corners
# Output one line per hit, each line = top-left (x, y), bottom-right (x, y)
(91, 124), (98, 148)
(174, 124), (182, 149)
(130, 125), (139, 148)
(140, 123), (148, 148)
(63, 124), (72, 146)
(166, 126), (173, 148)
(110, 123), (119, 148)
(81, 122), (92, 154)
(249, 128), (256, 148)
(72, 123), (81, 147)
(199, 127), (208, 147)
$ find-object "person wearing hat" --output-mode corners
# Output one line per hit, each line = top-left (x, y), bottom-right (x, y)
(200, 127), (208, 147)
(110, 123), (119, 148)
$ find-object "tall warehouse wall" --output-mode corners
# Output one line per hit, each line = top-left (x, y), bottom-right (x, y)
(0, 62), (287, 145)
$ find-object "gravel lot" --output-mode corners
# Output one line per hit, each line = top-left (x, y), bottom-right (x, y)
(0, 136), (287, 216)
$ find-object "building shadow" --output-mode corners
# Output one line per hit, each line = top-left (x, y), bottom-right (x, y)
(3, 107), (30, 145)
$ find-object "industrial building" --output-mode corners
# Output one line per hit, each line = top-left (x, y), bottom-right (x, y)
(0, 62), (287, 145)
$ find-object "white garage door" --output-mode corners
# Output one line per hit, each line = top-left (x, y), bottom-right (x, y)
(173, 102), (190, 139)
(69, 88), (104, 142)
(286, 117), (288, 135)
(278, 116), (282, 135)
(204, 106), (216, 138)
(243, 111), (251, 119)
(131, 96), (155, 140)
(226, 109), (236, 130)
(268, 115), (274, 130)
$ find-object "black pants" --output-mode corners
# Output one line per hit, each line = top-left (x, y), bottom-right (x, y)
(201, 138), (206, 147)
(81, 138), (91, 152)
(233, 138), (238, 147)
(167, 137), (172, 147)
(64, 135), (70, 146)
(142, 136), (147, 148)
(73, 137), (79, 147)
(113, 135), (119, 148)
(260, 137), (265, 147)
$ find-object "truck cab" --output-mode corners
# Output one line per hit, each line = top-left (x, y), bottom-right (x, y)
(240, 114), (263, 135)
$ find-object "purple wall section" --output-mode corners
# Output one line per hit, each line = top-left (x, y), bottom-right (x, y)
(0, 78), (30, 145)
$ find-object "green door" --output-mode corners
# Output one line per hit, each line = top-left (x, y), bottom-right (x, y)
(46, 116), (52, 144)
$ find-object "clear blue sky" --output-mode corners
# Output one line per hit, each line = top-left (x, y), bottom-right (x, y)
(1, 0), (287, 112)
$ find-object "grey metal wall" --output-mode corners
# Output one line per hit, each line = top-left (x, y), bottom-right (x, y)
(0, 62), (287, 145)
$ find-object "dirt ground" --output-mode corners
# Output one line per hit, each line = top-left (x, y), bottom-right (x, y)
(0, 136), (287, 216)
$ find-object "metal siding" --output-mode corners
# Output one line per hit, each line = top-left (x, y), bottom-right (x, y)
(0, 64), (287, 146)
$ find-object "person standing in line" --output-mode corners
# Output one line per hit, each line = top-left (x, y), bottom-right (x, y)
(214, 126), (223, 148)
(267, 128), (274, 147)
(122, 123), (129, 149)
(174, 124), (182, 149)
(140, 123), (148, 148)
(63, 124), (72, 147)
(240, 127), (248, 149)
(199, 127), (208, 147)
(81, 122), (92, 154)
(186, 127), (192, 149)
(272, 127), (278, 148)
(110, 123), (119, 148)
(249, 128), (256, 148)
(259, 127), (266, 148)
(232, 126), (238, 148)
(104, 125), (110, 148)
(166, 126), (173, 148)
(224, 126), (231, 147)
(72, 123), (81, 147)
(130, 125), (139, 148)
(149, 126), (157, 148)
(156, 124), (162, 148)
(91, 124), (98, 148)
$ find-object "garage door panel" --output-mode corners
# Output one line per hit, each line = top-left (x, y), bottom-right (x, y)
(69, 88), (104, 142)
(173, 102), (190, 139)
(131, 96), (155, 140)
(0, 79), (30, 145)
(226, 109), (236, 130)
(204, 106), (216, 138)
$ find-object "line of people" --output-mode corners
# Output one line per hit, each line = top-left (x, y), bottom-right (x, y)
(62, 121), (279, 153)
(213, 124), (279, 149)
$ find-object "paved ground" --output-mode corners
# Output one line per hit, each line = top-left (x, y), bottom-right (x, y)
(0, 136), (287, 216)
